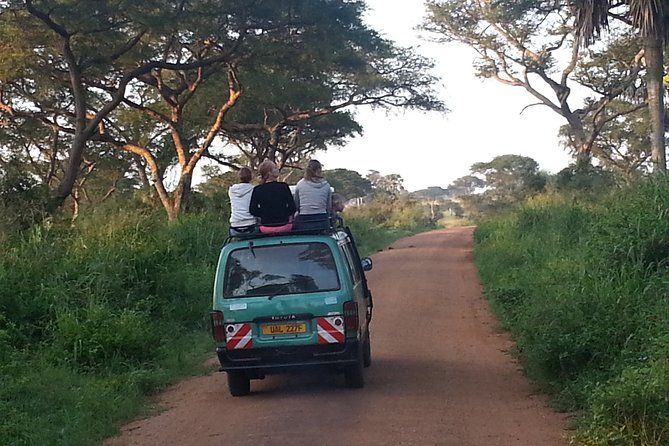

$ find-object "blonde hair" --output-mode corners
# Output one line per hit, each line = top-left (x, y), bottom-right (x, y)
(304, 159), (323, 182)
(258, 160), (279, 183)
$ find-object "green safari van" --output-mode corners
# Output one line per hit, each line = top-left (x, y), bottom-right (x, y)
(211, 226), (374, 396)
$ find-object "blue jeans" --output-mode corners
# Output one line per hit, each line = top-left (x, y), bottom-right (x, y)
(294, 213), (331, 231)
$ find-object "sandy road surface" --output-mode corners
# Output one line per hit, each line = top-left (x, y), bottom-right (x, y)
(106, 227), (568, 446)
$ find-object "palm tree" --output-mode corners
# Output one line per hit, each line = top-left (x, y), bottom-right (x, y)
(574, 0), (668, 172)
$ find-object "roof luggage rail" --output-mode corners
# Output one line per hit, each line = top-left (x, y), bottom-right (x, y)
(223, 216), (346, 245)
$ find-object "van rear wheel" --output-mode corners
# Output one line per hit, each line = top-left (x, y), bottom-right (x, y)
(227, 371), (250, 396)
(344, 347), (365, 388)
(363, 333), (372, 368)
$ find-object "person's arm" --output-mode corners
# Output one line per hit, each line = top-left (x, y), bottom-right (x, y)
(325, 184), (332, 214)
(293, 184), (300, 214)
(249, 187), (260, 217)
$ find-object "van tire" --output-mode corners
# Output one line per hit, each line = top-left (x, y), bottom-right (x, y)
(344, 347), (365, 388)
(227, 371), (250, 396)
(363, 333), (372, 368)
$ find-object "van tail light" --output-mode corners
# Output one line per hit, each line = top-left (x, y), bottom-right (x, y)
(211, 311), (226, 342)
(343, 301), (359, 332)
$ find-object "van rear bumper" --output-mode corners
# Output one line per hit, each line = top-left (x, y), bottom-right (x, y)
(217, 341), (359, 373)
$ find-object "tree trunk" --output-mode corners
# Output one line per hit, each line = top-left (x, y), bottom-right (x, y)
(133, 155), (151, 191)
(173, 171), (193, 217)
(45, 127), (60, 187)
(50, 37), (88, 211)
(50, 135), (86, 210)
(121, 144), (177, 221)
(563, 112), (594, 169)
(644, 35), (666, 173)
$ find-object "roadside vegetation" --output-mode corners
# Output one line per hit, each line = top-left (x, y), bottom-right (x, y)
(0, 184), (429, 445)
(2, 1), (668, 445)
(346, 197), (435, 255)
(474, 176), (669, 446)
(0, 200), (226, 445)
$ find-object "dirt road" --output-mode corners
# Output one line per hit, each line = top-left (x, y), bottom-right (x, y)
(106, 227), (568, 446)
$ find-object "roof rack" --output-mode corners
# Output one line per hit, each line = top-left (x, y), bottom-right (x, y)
(223, 217), (346, 245)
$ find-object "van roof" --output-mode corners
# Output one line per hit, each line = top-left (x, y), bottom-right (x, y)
(224, 219), (349, 244)
(224, 227), (350, 247)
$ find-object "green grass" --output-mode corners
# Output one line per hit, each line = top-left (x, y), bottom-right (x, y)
(438, 213), (473, 229)
(474, 180), (669, 446)
(346, 215), (424, 256)
(344, 196), (437, 256)
(1, 332), (213, 445)
(0, 205), (228, 445)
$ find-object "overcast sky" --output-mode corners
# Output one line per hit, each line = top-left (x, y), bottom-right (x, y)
(316, 0), (573, 191)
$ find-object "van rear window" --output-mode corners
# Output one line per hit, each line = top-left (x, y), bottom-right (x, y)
(223, 242), (340, 298)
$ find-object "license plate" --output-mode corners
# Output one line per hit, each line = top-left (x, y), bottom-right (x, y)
(261, 322), (307, 335)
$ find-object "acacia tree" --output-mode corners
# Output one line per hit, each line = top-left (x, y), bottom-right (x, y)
(367, 170), (405, 198)
(567, 32), (654, 175)
(83, 1), (440, 220)
(447, 175), (485, 197)
(459, 154), (546, 216)
(97, 1), (359, 219)
(324, 168), (372, 200)
(425, 0), (646, 167)
(0, 0), (248, 211)
(218, 0), (443, 170)
(573, 0), (668, 172)
(97, 66), (243, 221)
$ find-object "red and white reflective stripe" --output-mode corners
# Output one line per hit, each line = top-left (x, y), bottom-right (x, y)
(225, 323), (253, 350)
(317, 316), (345, 344)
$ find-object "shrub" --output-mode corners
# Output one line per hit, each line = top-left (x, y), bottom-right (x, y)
(475, 176), (669, 446)
(0, 205), (227, 445)
(52, 305), (159, 370)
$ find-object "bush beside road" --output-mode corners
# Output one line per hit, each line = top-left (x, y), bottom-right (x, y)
(474, 177), (669, 446)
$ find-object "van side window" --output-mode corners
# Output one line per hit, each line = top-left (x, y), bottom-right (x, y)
(346, 243), (362, 283)
(338, 245), (356, 284)
(341, 243), (362, 285)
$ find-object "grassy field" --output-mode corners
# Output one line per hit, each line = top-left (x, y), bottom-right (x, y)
(0, 206), (227, 445)
(474, 178), (669, 446)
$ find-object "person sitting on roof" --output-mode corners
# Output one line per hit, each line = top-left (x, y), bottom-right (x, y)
(330, 192), (346, 227)
(293, 159), (332, 231)
(228, 167), (256, 235)
(249, 160), (296, 234)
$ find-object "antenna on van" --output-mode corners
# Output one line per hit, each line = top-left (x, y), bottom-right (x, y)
(248, 240), (256, 258)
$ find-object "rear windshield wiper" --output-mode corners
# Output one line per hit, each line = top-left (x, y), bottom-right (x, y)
(267, 283), (291, 300)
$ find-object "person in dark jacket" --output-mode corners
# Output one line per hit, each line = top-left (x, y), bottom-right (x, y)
(249, 160), (296, 233)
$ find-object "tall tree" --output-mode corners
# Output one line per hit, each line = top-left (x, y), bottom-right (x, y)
(324, 168), (372, 199)
(425, 0), (646, 166)
(0, 0), (248, 211)
(459, 154), (546, 217)
(568, 32), (653, 175)
(573, 0), (668, 172)
(367, 170), (405, 198)
(471, 154), (546, 199)
(447, 175), (485, 197)
(98, 1), (441, 220)
(220, 0), (443, 170)
(98, 66), (243, 220)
